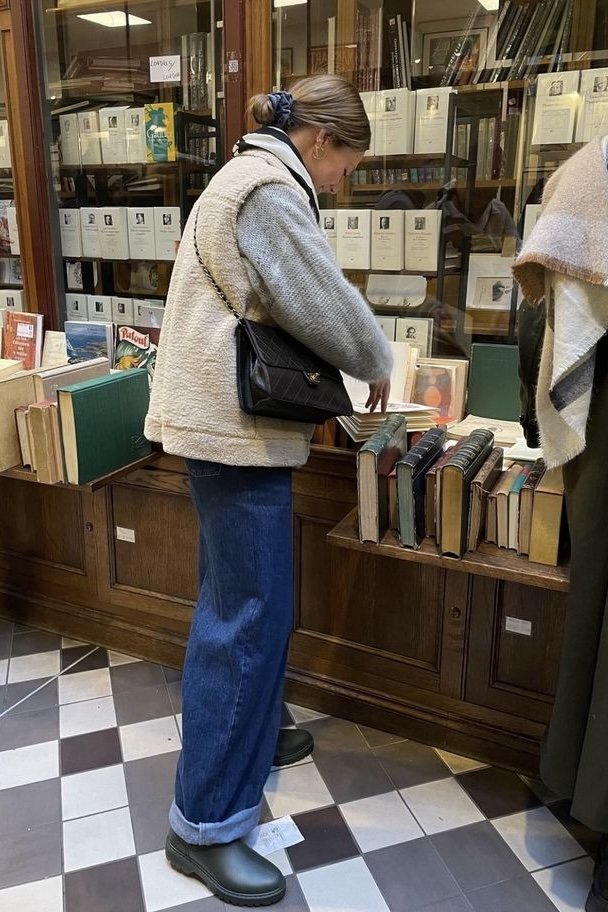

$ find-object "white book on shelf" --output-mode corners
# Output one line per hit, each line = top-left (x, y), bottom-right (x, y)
(154, 207), (181, 260)
(404, 209), (441, 273)
(112, 296), (135, 325)
(126, 108), (147, 163)
(99, 207), (129, 260)
(522, 204), (542, 243)
(127, 207), (156, 260)
(359, 92), (377, 157)
(0, 120), (11, 168)
(320, 209), (338, 255)
(99, 106), (130, 164)
(77, 110), (102, 166)
(0, 289), (23, 312)
(65, 293), (88, 321)
(414, 88), (451, 155)
(375, 88), (415, 156)
(87, 294), (113, 322)
(135, 299), (165, 327)
(375, 316), (396, 341)
(59, 113), (81, 166)
(532, 71), (580, 146)
(80, 208), (102, 259)
(59, 209), (83, 258)
(576, 68), (608, 142)
(336, 209), (371, 270)
(6, 205), (19, 255)
(371, 210), (404, 271)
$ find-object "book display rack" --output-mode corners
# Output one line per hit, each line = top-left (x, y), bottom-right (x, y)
(0, 0), (606, 772)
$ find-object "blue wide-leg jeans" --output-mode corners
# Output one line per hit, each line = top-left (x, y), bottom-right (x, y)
(169, 459), (294, 845)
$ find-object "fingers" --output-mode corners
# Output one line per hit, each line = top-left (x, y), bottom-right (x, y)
(380, 381), (390, 413)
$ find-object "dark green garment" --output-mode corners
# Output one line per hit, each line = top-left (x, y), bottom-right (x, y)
(541, 340), (608, 832)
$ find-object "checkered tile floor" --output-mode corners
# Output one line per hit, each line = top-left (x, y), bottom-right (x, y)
(0, 619), (600, 912)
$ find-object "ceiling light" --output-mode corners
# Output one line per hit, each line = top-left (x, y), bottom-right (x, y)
(274, 0), (307, 8)
(77, 11), (151, 27)
(478, 0), (500, 9)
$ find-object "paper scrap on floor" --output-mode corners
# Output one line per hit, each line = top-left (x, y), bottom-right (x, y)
(244, 817), (304, 856)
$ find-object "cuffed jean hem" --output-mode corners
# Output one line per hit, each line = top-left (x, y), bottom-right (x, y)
(169, 799), (262, 846)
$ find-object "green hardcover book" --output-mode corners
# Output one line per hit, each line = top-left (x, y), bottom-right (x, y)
(57, 370), (151, 485)
(467, 344), (521, 422)
(396, 426), (446, 549)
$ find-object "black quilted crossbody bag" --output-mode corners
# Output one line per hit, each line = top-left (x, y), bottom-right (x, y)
(193, 210), (353, 425)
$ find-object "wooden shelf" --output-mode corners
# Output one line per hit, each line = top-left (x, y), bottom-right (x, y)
(1, 452), (159, 492)
(328, 508), (569, 593)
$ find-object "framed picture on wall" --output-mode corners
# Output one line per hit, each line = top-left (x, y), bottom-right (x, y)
(422, 27), (488, 83)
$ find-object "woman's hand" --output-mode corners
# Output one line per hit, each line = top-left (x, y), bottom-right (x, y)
(366, 378), (391, 413)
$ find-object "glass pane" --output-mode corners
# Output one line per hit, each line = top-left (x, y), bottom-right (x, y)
(0, 46), (24, 326)
(35, 0), (224, 333)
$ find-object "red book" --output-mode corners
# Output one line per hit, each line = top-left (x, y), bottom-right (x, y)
(2, 311), (43, 370)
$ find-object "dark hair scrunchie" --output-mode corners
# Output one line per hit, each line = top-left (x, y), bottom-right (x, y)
(268, 91), (294, 130)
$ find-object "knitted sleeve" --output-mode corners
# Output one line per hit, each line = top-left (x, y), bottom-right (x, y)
(236, 183), (393, 383)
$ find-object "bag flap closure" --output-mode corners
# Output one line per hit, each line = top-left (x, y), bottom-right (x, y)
(238, 319), (340, 380)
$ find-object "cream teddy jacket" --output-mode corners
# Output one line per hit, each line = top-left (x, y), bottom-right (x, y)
(145, 147), (392, 467)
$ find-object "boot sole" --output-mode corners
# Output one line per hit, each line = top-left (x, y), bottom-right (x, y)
(272, 741), (314, 769)
(166, 841), (286, 908)
(587, 891), (608, 912)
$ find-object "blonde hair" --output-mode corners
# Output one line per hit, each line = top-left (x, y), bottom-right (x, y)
(248, 75), (371, 152)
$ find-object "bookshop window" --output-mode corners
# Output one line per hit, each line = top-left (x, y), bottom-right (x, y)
(273, 0), (608, 427)
(0, 49), (23, 316)
(35, 0), (224, 334)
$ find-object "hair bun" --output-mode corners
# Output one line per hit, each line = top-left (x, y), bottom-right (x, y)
(248, 94), (276, 126)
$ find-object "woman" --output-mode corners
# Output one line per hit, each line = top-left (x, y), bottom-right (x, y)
(145, 75), (392, 907)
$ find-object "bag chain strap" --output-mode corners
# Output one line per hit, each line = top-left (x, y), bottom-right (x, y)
(193, 207), (241, 321)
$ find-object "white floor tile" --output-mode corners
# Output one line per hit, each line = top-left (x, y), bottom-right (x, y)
(63, 806), (135, 872)
(264, 761), (334, 819)
(339, 790), (424, 853)
(0, 874), (63, 912)
(176, 713), (182, 737)
(7, 651), (60, 684)
(298, 856), (390, 912)
(119, 716), (181, 762)
(61, 764), (128, 821)
(533, 856), (595, 912)
(139, 849), (212, 911)
(492, 806), (586, 872)
(60, 695), (117, 738)
(108, 651), (142, 666)
(400, 777), (485, 835)
(61, 637), (87, 648)
(0, 740), (59, 790)
(286, 703), (328, 724)
(435, 749), (489, 775)
(265, 848), (293, 876)
(58, 667), (112, 705)
(0, 658), (6, 686)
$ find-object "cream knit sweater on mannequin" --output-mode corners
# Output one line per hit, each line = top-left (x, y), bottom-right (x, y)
(145, 148), (392, 467)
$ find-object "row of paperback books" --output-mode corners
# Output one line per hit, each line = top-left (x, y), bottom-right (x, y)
(60, 206), (181, 261)
(357, 417), (565, 567)
(361, 87), (451, 157)
(59, 104), (177, 167)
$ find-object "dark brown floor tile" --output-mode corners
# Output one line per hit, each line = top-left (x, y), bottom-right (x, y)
(365, 838), (461, 910)
(431, 821), (527, 892)
(457, 767), (541, 819)
(466, 876), (558, 912)
(0, 822), (62, 889)
(113, 684), (173, 726)
(0, 620), (13, 636)
(166, 680), (182, 714)
(374, 740), (453, 790)
(314, 746), (394, 804)
(278, 875), (310, 912)
(0, 779), (61, 837)
(110, 661), (166, 693)
(162, 664), (182, 684)
(65, 856), (145, 912)
(287, 805), (359, 872)
(0, 704), (59, 750)
(131, 798), (171, 853)
(61, 646), (108, 674)
(12, 623), (37, 634)
(358, 724), (406, 749)
(10, 631), (61, 657)
(0, 635), (10, 660)
(418, 897), (474, 912)
(549, 799), (602, 857)
(61, 727), (122, 776)
(3, 677), (58, 713)
(124, 751), (180, 806)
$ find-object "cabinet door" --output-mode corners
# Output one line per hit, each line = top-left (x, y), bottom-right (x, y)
(465, 575), (567, 724)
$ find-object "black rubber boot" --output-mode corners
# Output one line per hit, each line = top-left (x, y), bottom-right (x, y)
(165, 830), (286, 907)
(272, 727), (314, 768)
(586, 835), (608, 912)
